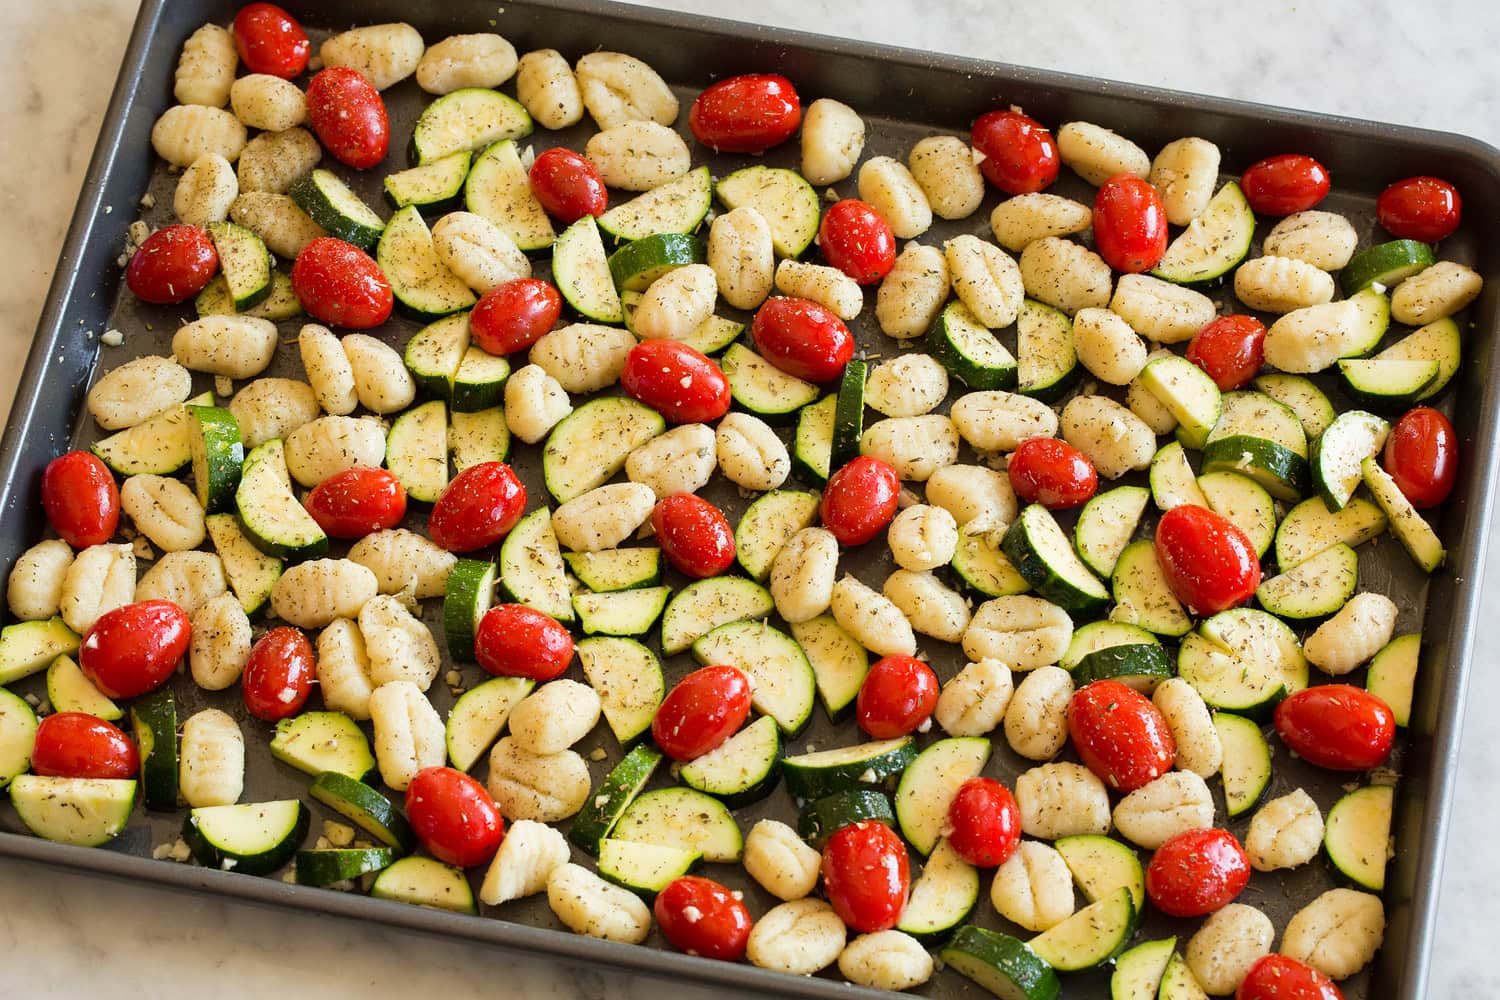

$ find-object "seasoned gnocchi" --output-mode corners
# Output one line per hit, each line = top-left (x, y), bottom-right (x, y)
(865, 354), (948, 418)
(6, 540), (72, 622)
(989, 193), (1092, 253)
(858, 156), (933, 239)
(837, 931), (934, 991)
(946, 234), (1024, 329)
(875, 242), (949, 340)
(487, 737), (592, 823)
(743, 818), (821, 901)
(966, 596), (1073, 670)
(1280, 888), (1385, 980)
(151, 104), (246, 167)
(188, 593), (251, 691)
(1057, 121), (1150, 185)
(989, 839), (1075, 931)
(548, 863), (652, 943)
(431, 212), (531, 294)
(716, 412), (791, 491)
(508, 680), (601, 755)
(830, 574), (917, 658)
(883, 569), (970, 642)
(860, 415), (959, 481)
(298, 324), (360, 416)
(926, 464), (1018, 529)
(316, 618), (377, 721)
(342, 335), (417, 415)
(935, 658), (1014, 738)
(87, 355), (191, 431)
(359, 594), (441, 689)
(271, 559), (379, 629)
(1303, 592), (1398, 675)
(1015, 761), (1112, 839)
(708, 206), (775, 311)
(1110, 273), (1217, 344)
(179, 709), (244, 808)
(887, 504), (959, 572)
(320, 23), (425, 91)
(285, 416), (388, 488)
(228, 378), (322, 451)
(515, 49), (584, 130)
(1152, 678), (1222, 777)
(230, 192), (326, 258)
(574, 52), (678, 130)
(505, 365), (573, 444)
(236, 127), (322, 194)
(746, 898), (846, 975)
(174, 24), (237, 107)
(1060, 394), (1156, 479)
(800, 98), (865, 186)
(1019, 237), (1113, 314)
(1149, 137), (1221, 225)
(174, 154), (238, 226)
(1072, 307), (1150, 386)
(1246, 788), (1325, 871)
(1233, 255), (1336, 313)
(368, 680), (445, 792)
(134, 551), (226, 615)
(529, 323), (635, 394)
(1391, 260), (1484, 326)
(551, 483), (656, 552)
(348, 529), (456, 600)
(770, 527), (839, 625)
(172, 315), (278, 379)
(626, 422), (717, 498)
(417, 34), (518, 94)
(1263, 211), (1359, 271)
(1186, 904), (1274, 995)
(1111, 770), (1215, 849)
(59, 544), (135, 635)
(774, 260), (863, 320)
(908, 136), (984, 220)
(480, 818), (570, 905)
(632, 264), (717, 342)
(950, 390), (1059, 453)
(1003, 665), (1074, 760)
(121, 474), (205, 552)
(586, 121), (690, 191)
(229, 74), (306, 132)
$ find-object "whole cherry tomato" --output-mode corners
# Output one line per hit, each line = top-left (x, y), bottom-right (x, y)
(822, 820), (910, 933)
(1236, 954), (1346, 1000)
(529, 148), (608, 223)
(1008, 437), (1098, 509)
(1239, 154), (1331, 216)
(689, 74), (802, 154)
(856, 655), (939, 739)
(652, 665), (752, 762)
(1187, 314), (1267, 391)
(30, 713), (139, 780)
(946, 777), (1021, 868)
(971, 109), (1060, 195)
(820, 456), (900, 546)
(405, 766), (504, 868)
(817, 200), (896, 284)
(750, 297), (854, 382)
(1067, 680), (1177, 792)
(242, 626), (315, 721)
(125, 225), (218, 304)
(1154, 504), (1262, 616)
(1274, 685), (1395, 771)
(291, 237), (392, 328)
(427, 462), (527, 553)
(620, 340), (731, 424)
(654, 876), (753, 961)
(305, 67), (389, 169)
(1145, 827), (1251, 918)
(1093, 174), (1169, 273)
(41, 451), (119, 548)
(1376, 176), (1462, 243)
(79, 600), (190, 699)
(304, 467), (407, 539)
(474, 604), (574, 681)
(1383, 406), (1458, 509)
(469, 278), (562, 355)
(231, 3), (309, 79)
(652, 494), (736, 579)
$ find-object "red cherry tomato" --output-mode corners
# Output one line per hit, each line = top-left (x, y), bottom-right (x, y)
(971, 110), (1060, 195)
(469, 278), (562, 355)
(474, 604), (574, 681)
(405, 766), (505, 868)
(231, 3), (309, 79)
(1376, 176), (1462, 243)
(78, 600), (190, 699)
(242, 626), (315, 722)
(652, 665), (752, 762)
(821, 456), (900, 546)
(1093, 174), (1169, 274)
(1237, 955), (1346, 1000)
(30, 713), (139, 780)
(1186, 315), (1266, 391)
(1239, 154), (1330, 216)
(427, 462), (527, 553)
(946, 777), (1021, 868)
(818, 199), (897, 285)
(1008, 437), (1098, 509)
(1154, 504), (1262, 616)
(652, 494), (736, 579)
(1067, 680), (1177, 792)
(750, 297), (854, 382)
(654, 875), (753, 961)
(41, 451), (119, 548)
(1145, 827), (1251, 918)
(304, 467), (407, 539)
(688, 74), (802, 154)
(529, 148), (608, 223)
(1274, 684), (1395, 771)
(125, 225), (218, 304)
(856, 655), (939, 739)
(1383, 406), (1458, 509)
(620, 340), (731, 424)
(305, 67), (389, 169)
(290, 237), (393, 328)
(822, 820), (910, 933)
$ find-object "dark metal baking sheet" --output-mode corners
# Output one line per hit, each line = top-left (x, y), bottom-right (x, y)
(2, 1), (1498, 998)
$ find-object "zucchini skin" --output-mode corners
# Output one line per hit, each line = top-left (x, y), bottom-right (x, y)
(1002, 512), (1110, 617)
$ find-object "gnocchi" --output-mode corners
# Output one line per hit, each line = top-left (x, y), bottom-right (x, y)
(320, 23), (425, 91)
(174, 154), (238, 226)
(188, 593), (251, 691)
(285, 416), (388, 487)
(369, 680), (446, 792)
(121, 474), (206, 552)
(551, 483), (656, 553)
(87, 355), (191, 430)
(707, 206), (775, 311)
(174, 24), (237, 108)
(866, 354), (948, 418)
(151, 104), (246, 167)
(431, 212), (531, 294)
(228, 378), (319, 451)
(348, 529), (456, 600)
(515, 49), (584, 130)
(480, 818), (570, 905)
(1246, 788), (1325, 872)
(508, 680), (601, 755)
(770, 527), (839, 625)
(946, 234), (1024, 328)
(887, 504), (959, 572)
(875, 243), (949, 340)
(1072, 307), (1150, 385)
(229, 74), (306, 132)
(548, 863), (652, 944)
(774, 260), (863, 321)
(908, 136), (984, 220)
(236, 127), (322, 194)
(837, 931), (934, 991)
(1109, 273), (1217, 344)
(505, 365), (573, 444)
(1003, 665), (1074, 760)
(134, 551), (226, 615)
(926, 464), (1018, 529)
(1152, 678), (1222, 777)
(1015, 761), (1112, 839)
(883, 569), (970, 642)
(1111, 770), (1215, 849)
(298, 324), (360, 415)
(172, 315), (278, 379)
(1264, 297), (1371, 374)
(743, 818), (821, 901)
(1303, 592), (1398, 675)
(230, 192), (326, 258)
(342, 334), (417, 415)
(417, 34), (518, 94)
(859, 415), (959, 481)
(716, 412), (791, 491)
(964, 596), (1073, 670)
(858, 156), (932, 239)
(1148, 137), (1221, 225)
(359, 594), (441, 689)
(6, 540), (73, 622)
(59, 544), (135, 635)
(626, 422), (717, 499)
(935, 658), (1014, 738)
(1233, 255), (1336, 313)
(1186, 904), (1274, 995)
(178, 709), (244, 808)
(271, 559), (379, 629)
(1391, 260), (1484, 326)
(316, 618), (378, 721)
(486, 737), (592, 823)
(529, 323), (635, 394)
(989, 839), (1075, 931)
(830, 575), (917, 658)
(1263, 211), (1359, 271)
(633, 264), (718, 342)
(799, 98), (865, 186)
(585, 121), (690, 191)
(1019, 237), (1113, 315)
(1057, 121), (1150, 185)
(574, 52), (678, 130)
(949, 390), (1059, 453)
(1060, 394), (1156, 479)
(989, 193), (1093, 253)
(1280, 888), (1385, 980)
(746, 898), (846, 975)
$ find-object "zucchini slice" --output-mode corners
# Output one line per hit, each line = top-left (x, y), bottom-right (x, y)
(377, 205), (476, 320)
(1200, 390), (1311, 501)
(1373, 317), (1462, 402)
(734, 490), (821, 581)
(445, 675), (533, 772)
(1338, 357), (1440, 410)
(206, 221), (272, 310)
(564, 548), (662, 593)
(11, 775), (136, 847)
(660, 576), (774, 656)
(894, 736), (991, 855)
(542, 396), (663, 503)
(1139, 355), (1221, 450)
(403, 313), (469, 398)
(714, 166), (820, 257)
(296, 847), (394, 887)
(1027, 886), (1137, 971)
(597, 838), (701, 898)
(1341, 239), (1435, 296)
(451, 347), (510, 413)
(680, 714), (782, 807)
(371, 856), (476, 913)
(465, 139), (554, 251)
(1212, 712), (1271, 818)
(952, 522), (1032, 598)
(1362, 456), (1445, 572)
(1178, 608), (1308, 717)
(598, 166), (713, 242)
(896, 838), (980, 944)
(183, 799), (309, 876)
(1151, 181), (1255, 284)
(188, 404), (244, 514)
(498, 507), (574, 623)
(792, 394), (837, 483)
(92, 391), (213, 476)
(1275, 496), (1387, 572)
(1367, 632), (1420, 727)
(130, 686), (177, 811)
(1111, 540), (1192, 638)
(573, 586), (670, 636)
(789, 615), (871, 722)
(1075, 485), (1149, 578)
(205, 513), (282, 615)
(449, 406), (510, 472)
(46, 654), (121, 721)
(831, 359), (866, 469)
(1256, 543), (1358, 619)
(607, 232), (706, 292)
(0, 688), (38, 788)
(1061, 621), (1171, 691)
(1158, 952), (1211, 1000)
(441, 557), (496, 659)
(1056, 834), (1146, 909)
(307, 772), (416, 854)
(235, 438), (328, 560)
(798, 789), (895, 849)
(1312, 410), (1390, 511)
(611, 786), (743, 863)
(553, 215), (624, 323)
(384, 151), (471, 211)
(411, 87), (532, 164)
(385, 399), (450, 504)
(1017, 299), (1079, 402)
(691, 621), (816, 736)
(782, 736), (916, 800)
(941, 925), (1061, 1000)
(927, 300), (1017, 390)
(722, 343), (821, 423)
(1252, 373), (1336, 440)
(1149, 440), (1209, 512)
(1198, 470), (1276, 558)
(1325, 784), (1393, 891)
(0, 617), (80, 686)
(290, 168), (385, 250)
(569, 743), (663, 854)
(269, 711), (376, 781)
(1110, 937), (1176, 1000)
(195, 270), (301, 320)
(1003, 504), (1110, 616)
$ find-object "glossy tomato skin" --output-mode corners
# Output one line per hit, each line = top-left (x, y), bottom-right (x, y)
(1068, 680), (1177, 792)
(1155, 504), (1262, 616)
(41, 451), (120, 548)
(1274, 685), (1395, 771)
(946, 777), (1021, 868)
(822, 821), (911, 933)
(652, 494), (736, 579)
(1236, 954), (1346, 1000)
(1187, 314), (1267, 391)
(620, 340), (731, 424)
(474, 604), (574, 681)
(1008, 437), (1098, 509)
(79, 600), (190, 699)
(818, 200), (897, 284)
(971, 110), (1059, 195)
(652, 665), (752, 762)
(654, 876), (753, 961)
(529, 148), (608, 223)
(306, 67), (389, 169)
(126, 225), (218, 304)
(1145, 827), (1251, 918)
(1376, 176), (1462, 243)
(1093, 175), (1169, 273)
(405, 767), (504, 868)
(750, 297), (854, 382)
(232, 3), (309, 78)
(857, 655), (940, 739)
(291, 237), (393, 328)
(30, 713), (139, 780)
(242, 626), (315, 722)
(428, 462), (527, 553)
(1240, 154), (1331, 216)
(689, 74), (801, 154)
(821, 456), (900, 546)
(469, 278), (562, 355)
(1383, 406), (1457, 508)
(304, 467), (407, 539)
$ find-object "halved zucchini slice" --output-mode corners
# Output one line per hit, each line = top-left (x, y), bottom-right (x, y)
(661, 576), (774, 656)
(569, 743), (663, 854)
(1252, 373), (1336, 440)
(385, 399), (449, 503)
(782, 736), (916, 800)
(1367, 632), (1420, 727)
(1110, 540), (1192, 638)
(679, 714), (782, 807)
(1341, 239), (1435, 296)
(1139, 355), (1221, 450)
(927, 299), (1017, 390)
(894, 737), (991, 855)
(1178, 608), (1308, 717)
(377, 205), (476, 320)
(235, 439), (327, 560)
(1213, 711), (1271, 818)
(576, 637), (663, 745)
(598, 167), (713, 242)
(691, 621), (816, 736)
(1028, 886), (1138, 971)
(897, 837), (980, 944)
(182, 799), (309, 876)
(1152, 181), (1255, 284)
(611, 786), (743, 863)
(1197, 470), (1276, 558)
(1338, 358), (1440, 409)
(445, 675), (533, 772)
(498, 507), (574, 623)
(714, 166), (819, 257)
(1017, 299), (1078, 402)
(734, 490), (821, 581)
(1274, 496), (1387, 571)
(789, 615), (871, 722)
(372, 856), (476, 913)
(542, 396), (662, 503)
(1363, 456), (1444, 572)
(1324, 784), (1393, 891)
(465, 139), (554, 251)
(723, 343), (821, 423)
(1003, 504), (1110, 616)
(11, 775), (136, 847)
(1075, 485), (1149, 578)
(941, 926), (1060, 1000)
(290, 168), (385, 249)
(1056, 834), (1145, 909)
(1312, 410), (1390, 511)
(1373, 317), (1461, 401)
(1256, 543), (1358, 619)
(384, 150), (471, 211)
(411, 88), (531, 164)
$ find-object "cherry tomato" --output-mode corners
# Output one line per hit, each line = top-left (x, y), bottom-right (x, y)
(1186, 314), (1266, 391)
(1376, 176), (1462, 243)
(652, 665), (752, 762)
(821, 820), (910, 933)
(427, 462), (527, 553)
(946, 777), (1021, 868)
(529, 148), (608, 223)
(242, 626), (315, 722)
(41, 451), (119, 548)
(688, 74), (801, 154)
(856, 655), (939, 739)
(1274, 684), (1395, 771)
(30, 713), (139, 780)
(620, 340), (731, 424)
(1093, 174), (1169, 273)
(305, 67), (389, 169)
(750, 297), (854, 382)
(469, 278), (562, 355)
(1008, 437), (1098, 509)
(1145, 827), (1251, 918)
(1236, 954), (1346, 1000)
(1067, 680), (1177, 793)
(125, 224), (218, 304)
(79, 600), (190, 699)
(474, 604), (574, 681)
(820, 456), (900, 546)
(1154, 504), (1262, 616)
(654, 875), (753, 961)
(1383, 406), (1458, 509)
(304, 467), (407, 539)
(817, 199), (897, 285)
(971, 109), (1059, 195)
(405, 766), (504, 868)
(1239, 154), (1331, 216)
(290, 237), (393, 328)
(231, 3), (309, 79)
(652, 494), (736, 579)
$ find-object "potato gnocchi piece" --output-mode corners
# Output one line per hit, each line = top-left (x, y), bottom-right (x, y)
(1152, 678), (1221, 777)
(887, 504), (959, 572)
(284, 416), (387, 488)
(121, 474), (205, 552)
(1019, 237), (1113, 315)
(586, 121), (690, 191)
(431, 212), (531, 294)
(831, 575), (917, 658)
(417, 33), (518, 94)
(151, 104), (246, 166)
(1016, 761), (1112, 839)
(487, 737), (592, 822)
(1060, 395), (1156, 480)
(860, 415), (959, 482)
(1187, 904), (1274, 995)
(926, 464), (1018, 529)
(88, 356), (192, 431)
(838, 931), (934, 991)
(858, 156), (933, 239)
(989, 193), (1093, 253)
(189, 592), (251, 691)
(272, 559), (379, 629)
(299, 324), (360, 416)
(1149, 137), (1221, 225)
(551, 483), (656, 553)
(1112, 771), (1215, 848)
(174, 154), (238, 226)
(946, 234), (1024, 329)
(179, 709), (244, 808)
(909, 136), (985, 220)
(865, 354), (948, 418)
(716, 412), (790, 491)
(359, 594), (441, 690)
(1003, 665), (1074, 760)
(1246, 788), (1325, 871)
(770, 527), (839, 625)
(1057, 121), (1150, 186)
(1263, 211), (1359, 271)
(1233, 255), (1336, 314)
(747, 898), (846, 975)
(1392, 260), (1483, 326)
(135, 551), (227, 615)
(634, 264), (718, 342)
(949, 391), (1058, 453)
(508, 680), (601, 755)
(575, 52), (678, 130)
(966, 597), (1073, 671)
(320, 23), (425, 90)
(884, 569), (970, 643)
(230, 192), (326, 258)
(875, 243), (949, 341)
(225, 379), (318, 451)
(775, 260), (863, 320)
(1072, 307), (1149, 386)
(480, 818), (570, 905)
(626, 423), (716, 499)
(348, 529), (456, 600)
(1110, 273), (1217, 344)
(547, 862), (652, 944)
(368, 680), (445, 792)
(236, 127), (322, 195)
(7, 540), (73, 621)
(174, 23), (237, 107)
(340, 335), (416, 415)
(505, 364), (573, 444)
(743, 819), (822, 901)
(229, 74), (306, 132)
(317, 618), (377, 721)
(1303, 592), (1398, 676)
(800, 98), (865, 186)
(935, 658), (1014, 737)
(989, 839), (1075, 931)
(172, 315), (278, 379)
(515, 49), (584, 130)
(530, 323), (635, 394)
(1281, 888), (1385, 980)
(708, 206), (775, 311)
(1264, 298), (1374, 374)
(59, 544), (135, 635)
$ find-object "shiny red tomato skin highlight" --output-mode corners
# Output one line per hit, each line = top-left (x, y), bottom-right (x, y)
(1236, 954), (1346, 1000)
(652, 494), (736, 579)
(1187, 314), (1267, 391)
(1383, 406), (1458, 508)
(41, 451), (120, 548)
(1274, 685), (1396, 771)
(620, 340), (731, 424)
(822, 821), (911, 932)
(1067, 680), (1177, 793)
(304, 467), (407, 539)
(1008, 437), (1098, 509)
(305, 67), (389, 169)
(654, 876), (753, 961)
(405, 767), (505, 868)
(242, 626), (315, 722)
(1093, 174), (1169, 273)
(428, 462), (527, 553)
(1154, 504), (1262, 616)
(529, 148), (608, 223)
(291, 237), (393, 328)
(30, 713), (139, 780)
(126, 225), (218, 304)
(79, 600), (190, 699)
(652, 665), (752, 762)
(232, 3), (310, 78)
(971, 110), (1060, 195)
(1145, 827), (1251, 918)
(818, 200), (897, 284)
(469, 278), (562, 355)
(946, 777), (1022, 868)
(857, 655), (940, 739)
(689, 74), (802, 154)
(1376, 176), (1462, 243)
(750, 297), (854, 382)
(1239, 154), (1331, 216)
(473, 604), (574, 681)
(821, 456), (900, 546)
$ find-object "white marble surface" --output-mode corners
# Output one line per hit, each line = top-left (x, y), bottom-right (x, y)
(1, 0), (1498, 997)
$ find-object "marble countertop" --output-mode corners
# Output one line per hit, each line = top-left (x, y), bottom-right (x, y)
(2, 0), (1498, 997)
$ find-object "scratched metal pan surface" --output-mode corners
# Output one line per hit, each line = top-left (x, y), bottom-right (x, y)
(1, 0), (1498, 997)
